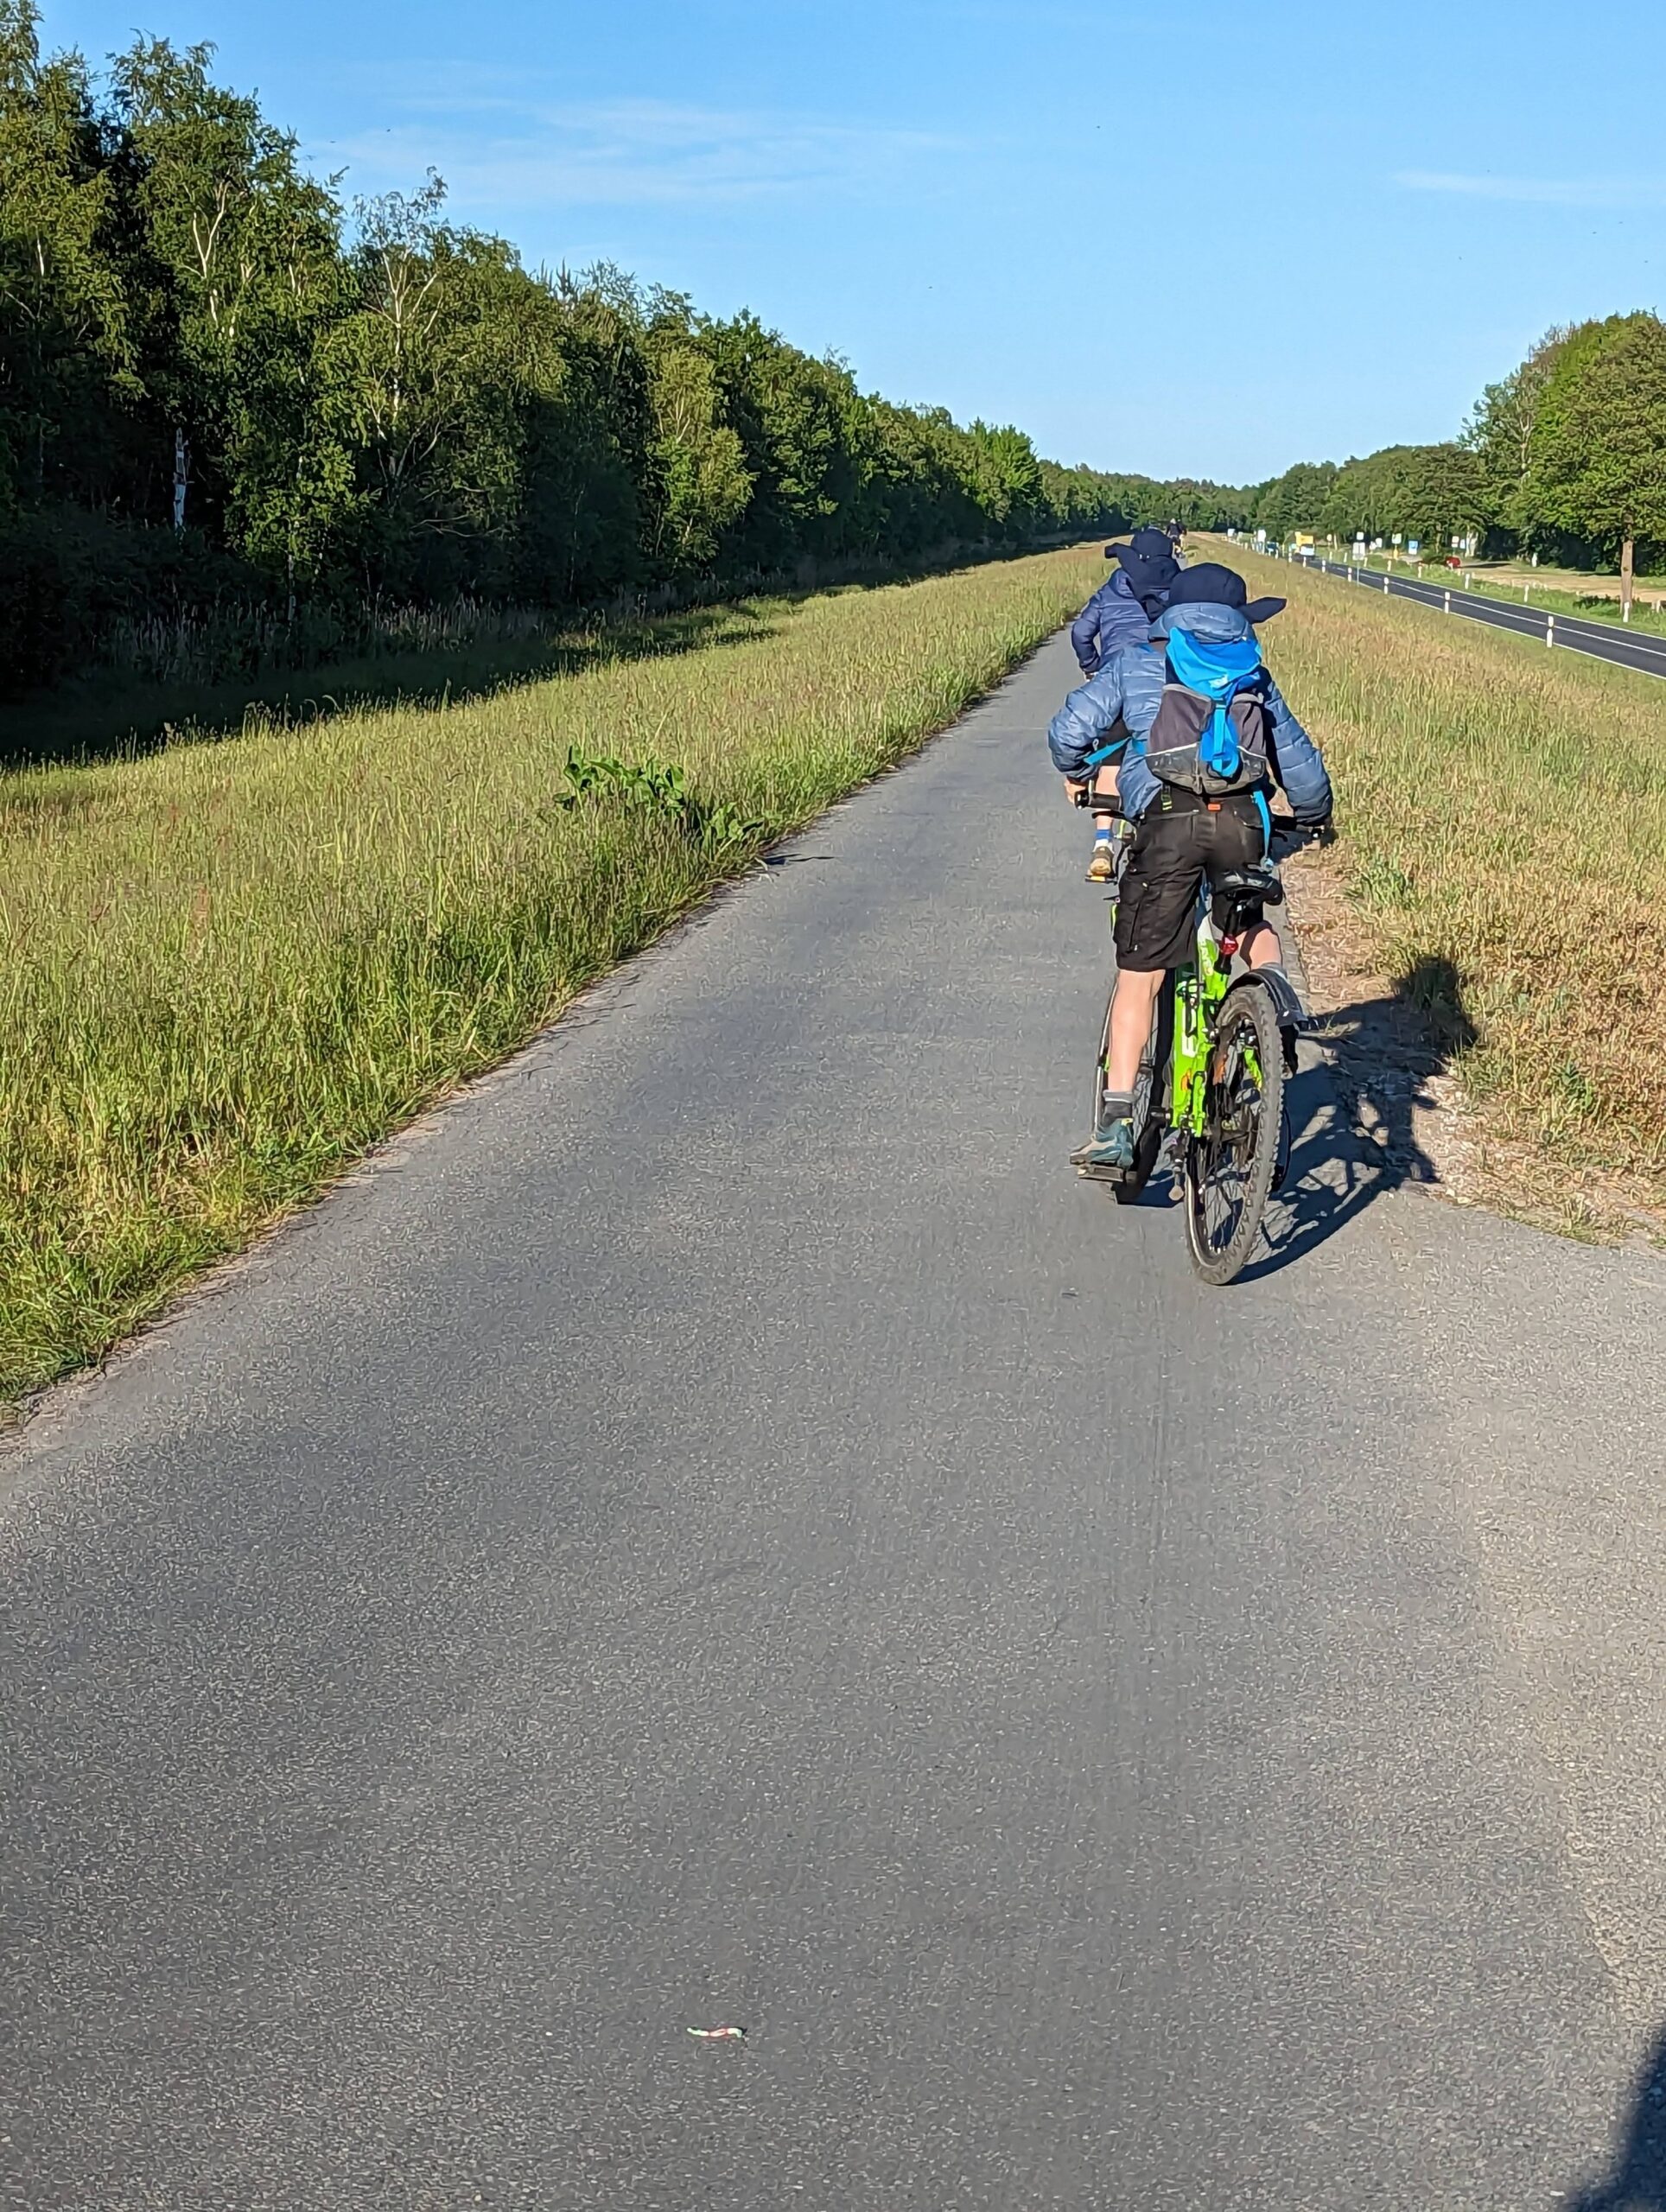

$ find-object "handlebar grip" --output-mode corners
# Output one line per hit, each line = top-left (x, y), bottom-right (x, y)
(1269, 814), (1334, 847)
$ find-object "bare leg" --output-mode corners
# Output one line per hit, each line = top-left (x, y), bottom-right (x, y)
(1240, 920), (1281, 968)
(1104, 967), (1165, 1097)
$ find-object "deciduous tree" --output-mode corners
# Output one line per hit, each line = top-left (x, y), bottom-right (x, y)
(1530, 312), (1666, 613)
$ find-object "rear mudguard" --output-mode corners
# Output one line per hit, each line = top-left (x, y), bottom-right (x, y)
(1225, 967), (1308, 1076)
(1228, 966), (1307, 1035)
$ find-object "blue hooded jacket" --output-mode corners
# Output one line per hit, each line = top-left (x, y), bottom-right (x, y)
(1070, 569), (1155, 676)
(1047, 601), (1333, 823)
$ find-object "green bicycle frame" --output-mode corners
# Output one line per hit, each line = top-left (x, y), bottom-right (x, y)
(1167, 894), (1235, 1139)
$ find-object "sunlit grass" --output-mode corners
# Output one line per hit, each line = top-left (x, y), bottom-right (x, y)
(2, 546), (1105, 1404)
(1218, 540), (1666, 1185)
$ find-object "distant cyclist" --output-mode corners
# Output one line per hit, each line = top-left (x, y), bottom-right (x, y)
(1047, 562), (1333, 1171)
(1068, 527), (1180, 880)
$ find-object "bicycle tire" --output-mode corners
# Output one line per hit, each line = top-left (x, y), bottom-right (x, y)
(1113, 977), (1174, 1205)
(1090, 985), (1115, 1140)
(1182, 981), (1285, 1284)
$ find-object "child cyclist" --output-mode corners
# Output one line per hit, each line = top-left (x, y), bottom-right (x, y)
(1068, 528), (1180, 880)
(1046, 562), (1333, 1172)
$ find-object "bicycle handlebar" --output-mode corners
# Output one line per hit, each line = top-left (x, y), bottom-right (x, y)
(1062, 788), (1333, 843)
(1268, 813), (1335, 850)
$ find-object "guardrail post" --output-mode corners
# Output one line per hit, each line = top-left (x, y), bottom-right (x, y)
(1444, 588), (1452, 613)
(1383, 575), (1390, 594)
(1547, 613), (1555, 649)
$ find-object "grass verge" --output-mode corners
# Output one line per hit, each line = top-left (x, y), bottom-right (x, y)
(2, 544), (1104, 1408)
(1211, 538), (1666, 1225)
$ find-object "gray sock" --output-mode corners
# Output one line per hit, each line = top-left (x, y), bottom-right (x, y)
(1102, 1091), (1135, 1120)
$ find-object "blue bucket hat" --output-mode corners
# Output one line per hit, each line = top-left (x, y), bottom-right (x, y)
(1105, 525), (1180, 602)
(1166, 560), (1285, 627)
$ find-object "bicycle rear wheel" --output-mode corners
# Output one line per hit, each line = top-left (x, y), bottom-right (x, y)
(1182, 982), (1285, 1283)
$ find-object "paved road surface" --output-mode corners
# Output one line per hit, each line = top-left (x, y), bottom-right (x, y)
(5, 634), (1666, 2209)
(1305, 553), (1666, 679)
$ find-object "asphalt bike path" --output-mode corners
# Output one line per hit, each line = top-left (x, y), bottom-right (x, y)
(4, 634), (1665, 2208)
(1308, 553), (1666, 679)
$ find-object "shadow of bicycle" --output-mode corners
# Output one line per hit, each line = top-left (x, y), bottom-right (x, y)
(1236, 956), (1478, 1281)
(1097, 955), (1478, 1276)
(1565, 2027), (1666, 2208)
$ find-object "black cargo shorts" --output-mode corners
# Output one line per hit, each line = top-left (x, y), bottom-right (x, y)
(1112, 789), (1268, 973)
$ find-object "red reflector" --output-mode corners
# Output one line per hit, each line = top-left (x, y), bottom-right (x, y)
(1221, 936), (1240, 957)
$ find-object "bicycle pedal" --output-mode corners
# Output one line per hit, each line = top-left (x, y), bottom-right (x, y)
(1075, 1158), (1130, 1185)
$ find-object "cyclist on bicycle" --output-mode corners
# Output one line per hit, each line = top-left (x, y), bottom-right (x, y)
(1047, 562), (1333, 1171)
(1069, 528), (1180, 880)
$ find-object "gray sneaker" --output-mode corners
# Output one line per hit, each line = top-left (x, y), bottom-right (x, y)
(1071, 1116), (1136, 1173)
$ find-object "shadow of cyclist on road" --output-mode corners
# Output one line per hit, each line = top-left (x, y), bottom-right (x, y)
(1236, 953), (1478, 1281)
(1566, 2027), (1666, 2209)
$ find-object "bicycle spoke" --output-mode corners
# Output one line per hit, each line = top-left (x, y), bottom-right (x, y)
(1201, 1051), (1260, 1238)
(1184, 986), (1286, 1285)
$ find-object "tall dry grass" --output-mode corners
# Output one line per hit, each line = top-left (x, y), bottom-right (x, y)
(2, 547), (1104, 1404)
(1218, 541), (1666, 1182)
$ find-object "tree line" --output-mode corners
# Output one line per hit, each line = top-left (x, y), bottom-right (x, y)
(0, 3), (1246, 696)
(1248, 311), (1666, 610)
(16, 0), (1664, 702)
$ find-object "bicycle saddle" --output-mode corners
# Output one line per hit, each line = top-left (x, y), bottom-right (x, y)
(1214, 866), (1281, 900)
(1212, 869), (1285, 931)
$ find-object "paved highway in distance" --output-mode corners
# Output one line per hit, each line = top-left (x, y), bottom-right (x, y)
(1286, 551), (1666, 678)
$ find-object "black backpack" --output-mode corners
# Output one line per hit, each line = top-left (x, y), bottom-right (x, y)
(1142, 629), (1272, 798)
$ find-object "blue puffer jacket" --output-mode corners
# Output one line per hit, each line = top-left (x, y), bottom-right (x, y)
(1047, 602), (1333, 823)
(1070, 569), (1154, 676)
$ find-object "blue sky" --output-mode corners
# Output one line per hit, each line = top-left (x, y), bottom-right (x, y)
(43, 0), (1666, 484)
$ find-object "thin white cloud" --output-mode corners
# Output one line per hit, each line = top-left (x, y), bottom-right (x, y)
(1396, 168), (1666, 208)
(324, 86), (963, 212)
